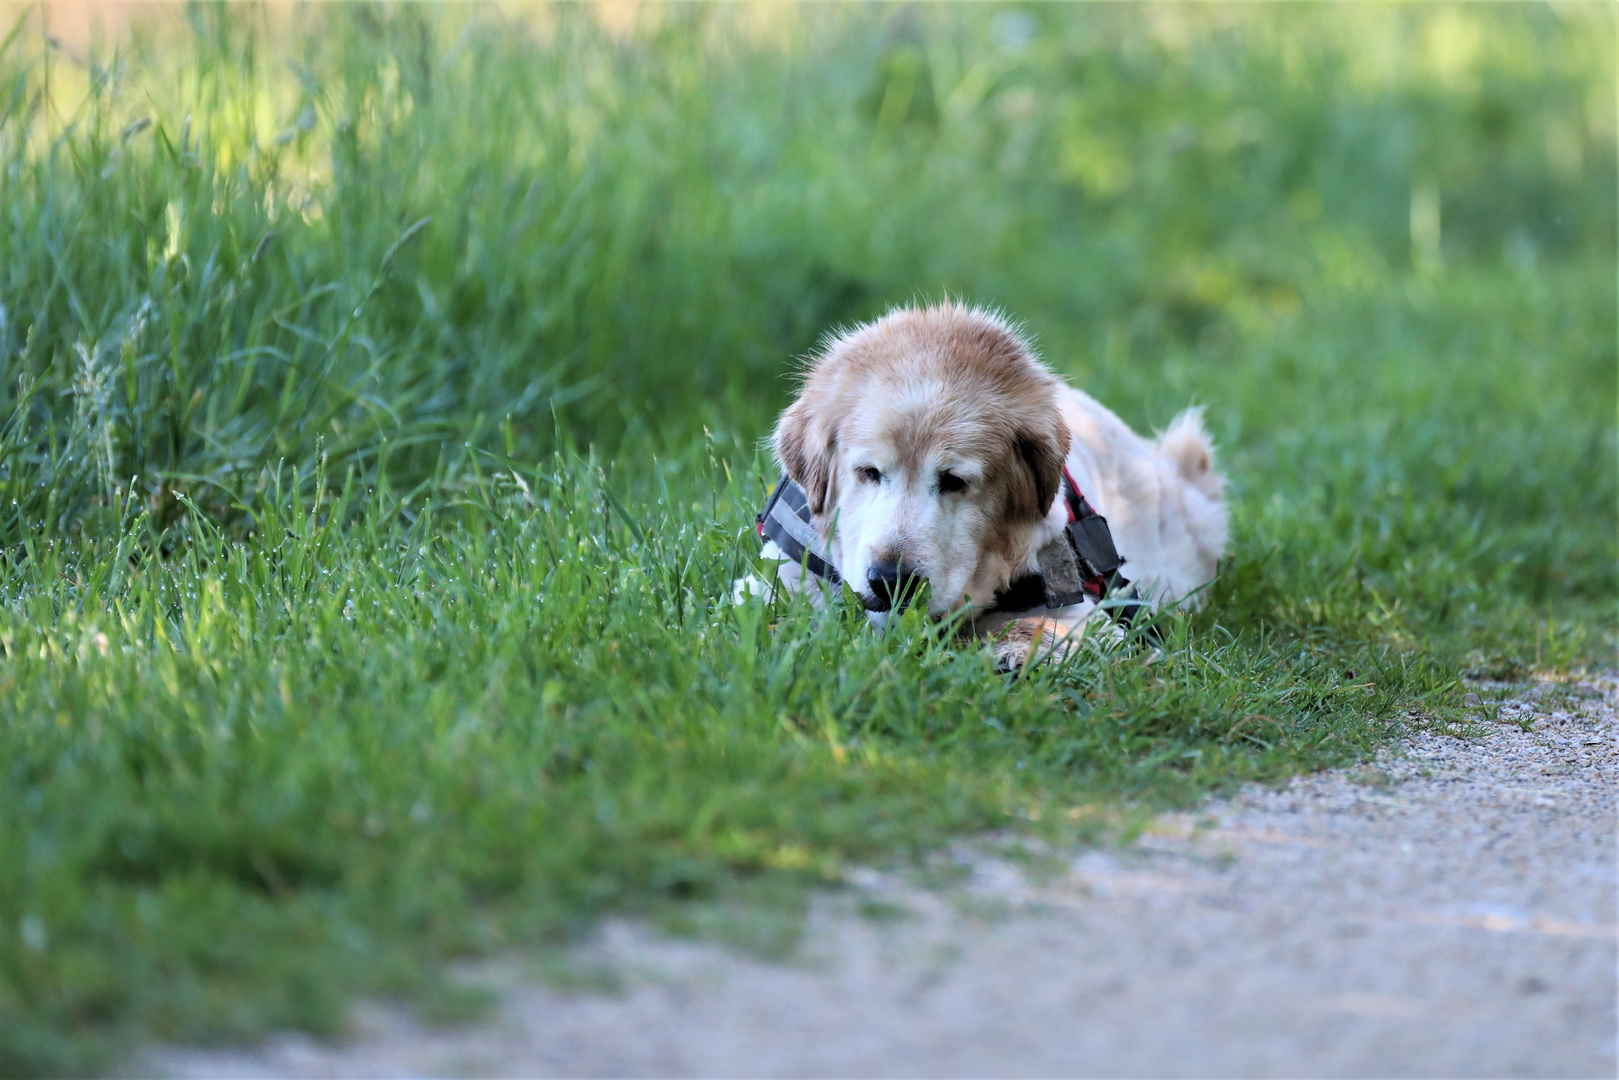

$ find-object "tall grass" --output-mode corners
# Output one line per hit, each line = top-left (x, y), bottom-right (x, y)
(0, 3), (1612, 1072)
(3, 4), (1611, 556)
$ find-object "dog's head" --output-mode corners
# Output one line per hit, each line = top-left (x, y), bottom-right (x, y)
(774, 303), (1070, 618)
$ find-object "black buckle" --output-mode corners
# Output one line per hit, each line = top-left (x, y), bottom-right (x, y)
(1065, 513), (1123, 581)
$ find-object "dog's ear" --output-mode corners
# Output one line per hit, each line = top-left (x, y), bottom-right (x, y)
(774, 398), (838, 515)
(1010, 418), (1070, 521)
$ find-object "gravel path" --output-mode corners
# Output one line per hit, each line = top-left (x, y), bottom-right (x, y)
(151, 676), (1617, 1078)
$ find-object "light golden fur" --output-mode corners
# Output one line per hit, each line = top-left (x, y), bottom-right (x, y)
(753, 301), (1228, 667)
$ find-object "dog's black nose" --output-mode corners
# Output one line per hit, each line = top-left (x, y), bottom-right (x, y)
(866, 562), (923, 613)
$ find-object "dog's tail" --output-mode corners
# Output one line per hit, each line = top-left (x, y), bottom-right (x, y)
(1156, 407), (1225, 501)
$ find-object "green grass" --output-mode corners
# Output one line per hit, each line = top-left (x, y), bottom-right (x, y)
(0, 3), (1614, 1073)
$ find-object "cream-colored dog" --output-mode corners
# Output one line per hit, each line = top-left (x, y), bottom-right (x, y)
(745, 301), (1227, 668)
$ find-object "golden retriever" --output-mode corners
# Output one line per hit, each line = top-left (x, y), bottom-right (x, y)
(742, 301), (1227, 668)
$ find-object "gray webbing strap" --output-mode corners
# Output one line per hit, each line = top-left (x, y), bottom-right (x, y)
(757, 476), (841, 584)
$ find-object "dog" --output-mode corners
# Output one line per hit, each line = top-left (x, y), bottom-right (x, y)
(742, 301), (1227, 669)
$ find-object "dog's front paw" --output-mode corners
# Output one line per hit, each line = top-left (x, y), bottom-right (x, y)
(991, 636), (1032, 673)
(991, 617), (1070, 673)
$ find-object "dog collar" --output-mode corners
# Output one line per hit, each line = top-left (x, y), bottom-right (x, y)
(754, 470), (1147, 628)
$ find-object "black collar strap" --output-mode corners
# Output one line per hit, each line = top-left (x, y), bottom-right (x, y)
(756, 471), (1147, 628)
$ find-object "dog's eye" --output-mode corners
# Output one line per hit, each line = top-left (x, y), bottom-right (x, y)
(856, 466), (883, 485)
(937, 471), (968, 495)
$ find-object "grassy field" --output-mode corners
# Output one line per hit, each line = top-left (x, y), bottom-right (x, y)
(0, 2), (1613, 1072)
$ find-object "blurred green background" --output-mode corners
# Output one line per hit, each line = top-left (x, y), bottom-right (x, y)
(3, 3), (1613, 597)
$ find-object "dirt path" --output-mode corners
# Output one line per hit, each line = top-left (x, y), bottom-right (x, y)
(151, 677), (1617, 1078)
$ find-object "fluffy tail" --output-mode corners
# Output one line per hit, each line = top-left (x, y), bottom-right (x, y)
(1156, 407), (1224, 501)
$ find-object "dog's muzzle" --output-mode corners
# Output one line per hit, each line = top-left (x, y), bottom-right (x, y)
(864, 561), (924, 613)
